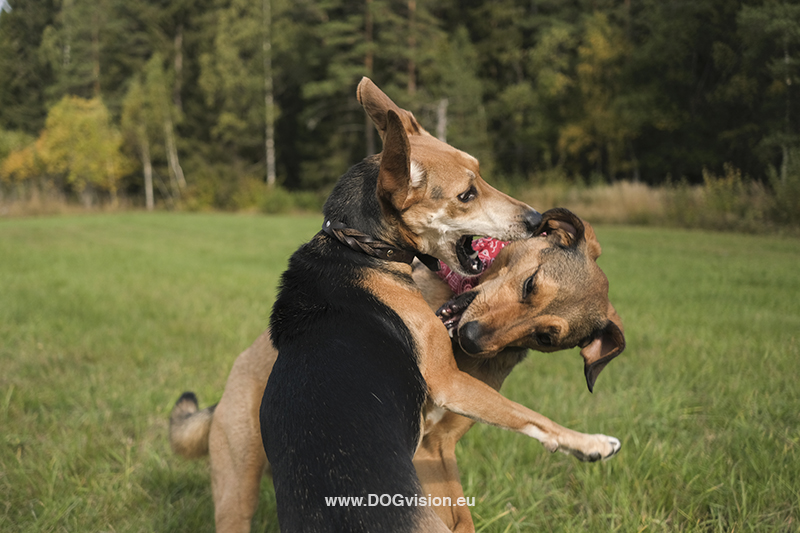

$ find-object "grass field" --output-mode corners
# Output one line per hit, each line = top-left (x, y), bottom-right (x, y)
(1, 212), (799, 532)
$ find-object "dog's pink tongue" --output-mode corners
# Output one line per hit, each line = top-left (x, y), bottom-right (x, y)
(436, 237), (509, 295)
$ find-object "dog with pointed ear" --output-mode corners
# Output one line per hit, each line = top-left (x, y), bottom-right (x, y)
(357, 79), (429, 139)
(436, 207), (625, 393)
(358, 79), (429, 214)
(352, 77), (543, 276)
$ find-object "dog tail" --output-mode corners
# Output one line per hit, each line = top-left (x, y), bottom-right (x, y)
(169, 392), (217, 459)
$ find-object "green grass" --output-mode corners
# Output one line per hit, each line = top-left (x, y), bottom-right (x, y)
(1, 213), (799, 532)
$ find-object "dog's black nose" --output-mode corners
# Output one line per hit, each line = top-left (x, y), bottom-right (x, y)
(458, 320), (485, 355)
(523, 209), (543, 235)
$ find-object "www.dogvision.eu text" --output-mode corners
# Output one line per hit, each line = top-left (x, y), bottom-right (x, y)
(324, 494), (476, 508)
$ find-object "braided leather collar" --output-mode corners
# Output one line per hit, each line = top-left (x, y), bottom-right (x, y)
(322, 220), (440, 271)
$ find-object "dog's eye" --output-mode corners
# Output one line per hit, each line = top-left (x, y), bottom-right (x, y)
(522, 274), (537, 299)
(535, 333), (553, 346)
(457, 186), (477, 203)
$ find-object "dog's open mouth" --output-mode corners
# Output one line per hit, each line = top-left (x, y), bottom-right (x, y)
(436, 292), (477, 338)
(456, 235), (485, 275)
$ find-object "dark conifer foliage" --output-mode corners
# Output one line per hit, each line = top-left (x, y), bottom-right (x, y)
(1, 0), (799, 204)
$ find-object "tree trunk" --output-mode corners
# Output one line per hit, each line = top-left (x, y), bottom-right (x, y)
(63, 0), (73, 67)
(436, 98), (448, 142)
(164, 118), (186, 194)
(407, 0), (416, 95)
(364, 0), (375, 156)
(781, 144), (789, 186)
(141, 132), (154, 210)
(173, 24), (184, 112)
(263, 0), (276, 186)
(153, 170), (176, 209)
(783, 39), (790, 185)
(81, 185), (94, 209)
(91, 12), (101, 97)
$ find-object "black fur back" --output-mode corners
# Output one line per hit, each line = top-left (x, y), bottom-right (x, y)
(261, 160), (429, 532)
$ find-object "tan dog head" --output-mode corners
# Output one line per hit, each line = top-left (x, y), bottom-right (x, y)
(437, 208), (625, 392)
(357, 77), (541, 277)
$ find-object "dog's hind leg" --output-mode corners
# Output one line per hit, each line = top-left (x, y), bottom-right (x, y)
(209, 331), (278, 533)
(209, 397), (266, 533)
(414, 410), (477, 533)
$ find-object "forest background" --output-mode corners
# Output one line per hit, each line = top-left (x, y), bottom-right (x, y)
(1, 0), (799, 232)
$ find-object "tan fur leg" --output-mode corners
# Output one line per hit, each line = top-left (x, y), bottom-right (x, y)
(413, 507), (455, 533)
(422, 328), (620, 463)
(415, 410), (477, 533)
(210, 399), (265, 533)
(429, 366), (620, 461)
(210, 331), (278, 533)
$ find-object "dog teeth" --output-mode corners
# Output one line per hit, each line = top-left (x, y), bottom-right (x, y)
(471, 259), (482, 274)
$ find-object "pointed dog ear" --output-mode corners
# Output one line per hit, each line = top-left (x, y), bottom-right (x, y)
(580, 302), (625, 393)
(536, 208), (586, 248)
(377, 110), (421, 211)
(582, 219), (602, 260)
(357, 77), (430, 141)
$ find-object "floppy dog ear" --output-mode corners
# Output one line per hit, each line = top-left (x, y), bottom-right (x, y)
(580, 302), (625, 393)
(357, 77), (430, 140)
(377, 110), (422, 211)
(536, 207), (586, 248)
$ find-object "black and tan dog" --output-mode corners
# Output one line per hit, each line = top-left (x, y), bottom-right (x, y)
(170, 209), (625, 533)
(258, 78), (627, 532)
(259, 77), (541, 532)
(170, 76), (625, 530)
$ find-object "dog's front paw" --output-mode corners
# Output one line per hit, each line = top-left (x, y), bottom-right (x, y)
(559, 433), (621, 462)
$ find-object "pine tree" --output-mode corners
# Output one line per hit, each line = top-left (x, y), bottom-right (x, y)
(121, 78), (154, 210)
(738, 2), (800, 184)
(0, 0), (57, 132)
(200, 0), (270, 159)
(39, 0), (116, 100)
(559, 12), (636, 180)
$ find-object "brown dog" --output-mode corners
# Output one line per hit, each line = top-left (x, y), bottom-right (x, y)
(170, 208), (624, 533)
(259, 75), (547, 532)
(173, 76), (541, 532)
(414, 207), (624, 530)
